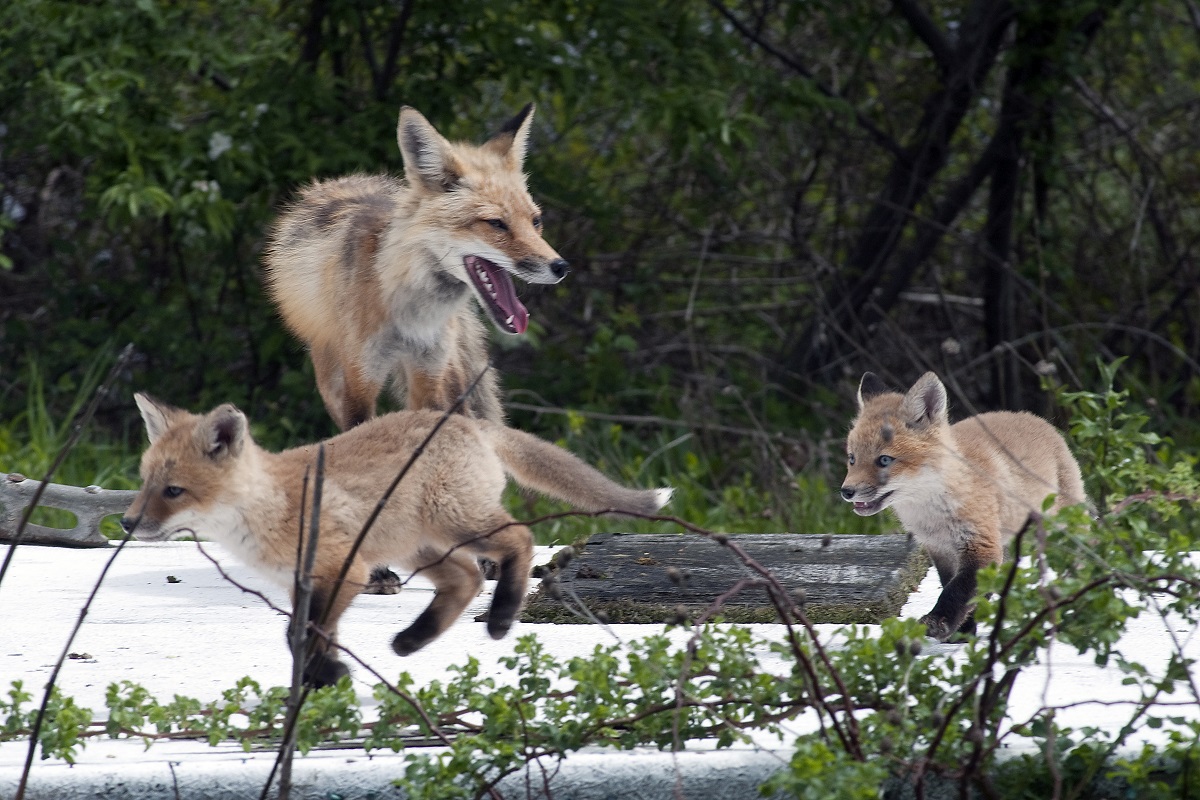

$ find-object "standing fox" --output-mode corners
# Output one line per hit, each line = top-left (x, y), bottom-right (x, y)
(122, 394), (670, 687)
(264, 103), (567, 431)
(840, 372), (1087, 641)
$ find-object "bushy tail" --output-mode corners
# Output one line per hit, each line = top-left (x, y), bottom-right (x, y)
(484, 423), (672, 516)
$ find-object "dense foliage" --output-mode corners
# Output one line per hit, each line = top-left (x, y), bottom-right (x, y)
(2, 0), (1197, 499)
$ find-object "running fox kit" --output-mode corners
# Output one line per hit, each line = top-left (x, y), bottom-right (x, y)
(123, 394), (670, 687)
(840, 372), (1087, 641)
(264, 103), (567, 431)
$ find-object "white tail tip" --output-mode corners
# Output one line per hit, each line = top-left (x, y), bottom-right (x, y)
(653, 487), (674, 510)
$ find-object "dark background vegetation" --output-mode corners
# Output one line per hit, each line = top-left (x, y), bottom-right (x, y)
(1, 0), (1197, 531)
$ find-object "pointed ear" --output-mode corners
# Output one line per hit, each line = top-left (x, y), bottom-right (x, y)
(483, 102), (534, 169)
(901, 372), (948, 429)
(134, 393), (180, 444)
(396, 106), (462, 192)
(198, 404), (247, 460)
(856, 372), (891, 411)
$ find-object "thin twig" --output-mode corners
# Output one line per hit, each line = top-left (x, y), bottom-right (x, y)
(320, 366), (490, 628)
(13, 530), (134, 800)
(269, 448), (324, 800)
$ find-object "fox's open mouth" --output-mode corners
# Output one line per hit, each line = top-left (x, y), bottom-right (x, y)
(853, 491), (893, 516)
(464, 255), (529, 334)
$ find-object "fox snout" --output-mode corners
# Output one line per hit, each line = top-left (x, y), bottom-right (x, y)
(839, 483), (893, 516)
(545, 257), (569, 281)
(118, 512), (161, 540)
(513, 255), (569, 285)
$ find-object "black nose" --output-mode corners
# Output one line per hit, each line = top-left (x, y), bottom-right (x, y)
(119, 516), (136, 534)
(839, 487), (855, 501)
(549, 258), (569, 280)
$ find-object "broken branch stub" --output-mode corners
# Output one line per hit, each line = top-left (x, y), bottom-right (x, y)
(0, 473), (135, 547)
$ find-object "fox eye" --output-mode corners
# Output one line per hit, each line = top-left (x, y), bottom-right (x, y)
(876, 455), (894, 468)
(163, 485), (185, 499)
(847, 453), (855, 466)
(532, 215), (543, 229)
(485, 218), (508, 232)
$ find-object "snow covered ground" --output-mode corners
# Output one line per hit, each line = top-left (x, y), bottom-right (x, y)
(0, 540), (1196, 798)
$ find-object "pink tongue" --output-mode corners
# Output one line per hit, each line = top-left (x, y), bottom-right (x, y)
(465, 255), (529, 334)
(489, 264), (529, 334)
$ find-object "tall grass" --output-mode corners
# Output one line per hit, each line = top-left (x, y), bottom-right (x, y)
(0, 360), (140, 489)
(0, 358), (140, 534)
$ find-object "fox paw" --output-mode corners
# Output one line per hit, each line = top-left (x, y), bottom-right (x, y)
(303, 652), (350, 688)
(365, 566), (402, 596)
(920, 614), (954, 642)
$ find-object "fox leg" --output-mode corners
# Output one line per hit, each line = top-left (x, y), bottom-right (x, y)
(925, 548), (976, 637)
(404, 367), (453, 414)
(290, 562), (367, 687)
(312, 344), (379, 431)
(473, 521), (533, 640)
(393, 550), (484, 656)
(921, 533), (1000, 642)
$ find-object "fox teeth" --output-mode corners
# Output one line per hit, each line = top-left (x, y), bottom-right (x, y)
(505, 315), (514, 326)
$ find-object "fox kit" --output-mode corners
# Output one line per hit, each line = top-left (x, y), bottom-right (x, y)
(840, 372), (1087, 641)
(264, 103), (568, 431)
(122, 394), (670, 687)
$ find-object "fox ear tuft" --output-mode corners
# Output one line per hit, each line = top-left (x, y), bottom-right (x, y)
(134, 393), (179, 444)
(397, 106), (463, 192)
(201, 405), (247, 460)
(484, 103), (535, 169)
(857, 372), (891, 410)
(901, 372), (948, 429)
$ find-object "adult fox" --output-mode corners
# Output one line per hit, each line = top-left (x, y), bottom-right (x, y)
(122, 394), (670, 687)
(840, 372), (1088, 641)
(264, 103), (567, 431)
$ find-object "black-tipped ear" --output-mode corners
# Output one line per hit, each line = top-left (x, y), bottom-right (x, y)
(901, 372), (948, 429)
(856, 372), (891, 410)
(483, 103), (535, 168)
(396, 106), (462, 192)
(134, 393), (180, 444)
(201, 404), (247, 460)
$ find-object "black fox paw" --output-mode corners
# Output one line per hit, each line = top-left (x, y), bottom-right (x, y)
(303, 652), (350, 688)
(364, 566), (402, 596)
(919, 614), (954, 642)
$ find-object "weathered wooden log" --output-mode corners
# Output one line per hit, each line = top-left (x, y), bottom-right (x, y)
(0, 472), (135, 547)
(521, 532), (927, 625)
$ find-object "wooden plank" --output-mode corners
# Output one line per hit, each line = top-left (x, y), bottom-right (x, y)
(520, 533), (928, 625)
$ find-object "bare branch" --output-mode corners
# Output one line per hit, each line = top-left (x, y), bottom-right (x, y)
(891, 0), (955, 73)
(707, 0), (906, 160)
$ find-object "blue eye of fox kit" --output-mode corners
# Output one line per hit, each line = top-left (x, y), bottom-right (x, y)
(486, 218), (508, 232)
(848, 453), (856, 465)
(876, 455), (894, 468)
(163, 485), (184, 499)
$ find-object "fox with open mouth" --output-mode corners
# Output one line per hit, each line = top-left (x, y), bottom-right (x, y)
(265, 103), (567, 431)
(840, 372), (1089, 641)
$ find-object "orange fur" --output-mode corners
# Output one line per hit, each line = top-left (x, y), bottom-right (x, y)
(841, 372), (1087, 640)
(264, 105), (568, 430)
(122, 394), (670, 685)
